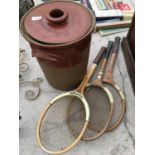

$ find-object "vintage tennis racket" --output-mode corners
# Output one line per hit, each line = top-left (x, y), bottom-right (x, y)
(36, 47), (104, 154)
(68, 41), (114, 141)
(102, 37), (126, 132)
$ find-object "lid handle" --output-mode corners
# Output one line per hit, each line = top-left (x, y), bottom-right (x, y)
(46, 8), (68, 24)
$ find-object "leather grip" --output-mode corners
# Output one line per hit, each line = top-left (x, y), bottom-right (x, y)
(112, 37), (121, 53)
(105, 41), (113, 59)
(93, 46), (107, 65)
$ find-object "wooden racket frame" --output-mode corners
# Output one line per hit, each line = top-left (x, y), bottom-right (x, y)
(36, 47), (104, 154)
(68, 42), (114, 141)
(102, 37), (126, 132)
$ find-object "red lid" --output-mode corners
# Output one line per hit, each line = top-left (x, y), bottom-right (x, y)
(24, 1), (93, 44)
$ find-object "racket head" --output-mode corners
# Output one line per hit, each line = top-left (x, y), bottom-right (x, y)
(36, 91), (89, 154)
(67, 84), (114, 141)
(101, 37), (125, 131)
(102, 82), (126, 132)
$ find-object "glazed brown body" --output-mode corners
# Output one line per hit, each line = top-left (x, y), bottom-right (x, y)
(31, 36), (91, 90)
(20, 1), (95, 90)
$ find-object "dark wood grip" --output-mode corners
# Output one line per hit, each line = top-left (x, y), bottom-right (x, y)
(105, 41), (113, 59)
(112, 37), (121, 53)
(93, 46), (107, 65)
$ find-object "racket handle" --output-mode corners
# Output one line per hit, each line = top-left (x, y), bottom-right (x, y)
(93, 47), (107, 65)
(112, 37), (121, 53)
(105, 41), (113, 59)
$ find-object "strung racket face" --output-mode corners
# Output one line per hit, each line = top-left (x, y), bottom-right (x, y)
(37, 47), (104, 153)
(103, 83), (125, 132)
(84, 85), (114, 138)
(68, 85), (113, 140)
(37, 92), (89, 154)
(101, 37), (126, 131)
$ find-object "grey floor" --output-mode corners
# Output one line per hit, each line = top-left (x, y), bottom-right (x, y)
(19, 1), (135, 155)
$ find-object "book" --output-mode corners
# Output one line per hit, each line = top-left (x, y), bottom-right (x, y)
(80, 0), (134, 32)
(96, 20), (131, 30)
(99, 27), (129, 36)
(89, 0), (123, 20)
(96, 0), (107, 10)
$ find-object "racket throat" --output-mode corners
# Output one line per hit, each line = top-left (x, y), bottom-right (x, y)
(76, 64), (97, 93)
(102, 71), (113, 83)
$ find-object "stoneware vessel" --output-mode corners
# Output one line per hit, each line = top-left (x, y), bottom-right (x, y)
(20, 0), (95, 90)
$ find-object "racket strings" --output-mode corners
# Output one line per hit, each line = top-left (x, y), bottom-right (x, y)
(68, 85), (112, 139)
(84, 86), (112, 132)
(67, 98), (86, 137)
(39, 96), (86, 152)
(102, 83), (123, 130)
